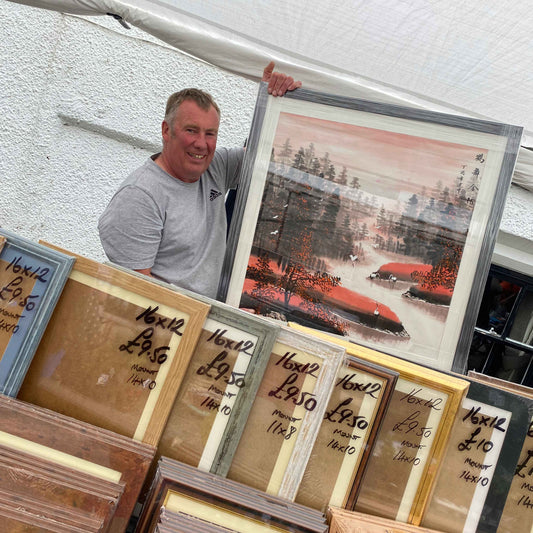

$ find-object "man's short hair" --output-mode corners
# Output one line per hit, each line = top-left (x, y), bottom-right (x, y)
(164, 88), (220, 130)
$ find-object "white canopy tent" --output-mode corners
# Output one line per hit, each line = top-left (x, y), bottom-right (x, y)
(8, 0), (533, 191)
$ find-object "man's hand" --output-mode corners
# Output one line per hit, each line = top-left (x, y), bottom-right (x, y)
(262, 61), (302, 96)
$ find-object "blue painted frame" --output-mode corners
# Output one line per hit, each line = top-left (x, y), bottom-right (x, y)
(0, 229), (74, 396)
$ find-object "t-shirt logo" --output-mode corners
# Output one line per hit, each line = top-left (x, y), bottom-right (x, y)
(209, 189), (222, 201)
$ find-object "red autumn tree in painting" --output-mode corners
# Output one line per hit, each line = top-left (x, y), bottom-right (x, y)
(411, 241), (463, 291)
(247, 231), (345, 332)
(277, 233), (340, 308)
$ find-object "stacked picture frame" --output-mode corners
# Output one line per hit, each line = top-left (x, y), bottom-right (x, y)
(467, 372), (533, 533)
(288, 322), (469, 525)
(0, 228), (74, 396)
(421, 378), (530, 532)
(17, 244), (210, 446)
(0, 442), (124, 531)
(223, 325), (345, 499)
(295, 355), (397, 512)
(327, 507), (443, 533)
(0, 393), (155, 533)
(137, 457), (328, 533)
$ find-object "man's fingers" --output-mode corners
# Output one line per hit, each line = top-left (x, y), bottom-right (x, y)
(277, 76), (295, 96)
(262, 61), (275, 82)
(289, 80), (302, 91)
(262, 61), (302, 96)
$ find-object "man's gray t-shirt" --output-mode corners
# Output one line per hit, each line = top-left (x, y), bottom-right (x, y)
(98, 147), (243, 298)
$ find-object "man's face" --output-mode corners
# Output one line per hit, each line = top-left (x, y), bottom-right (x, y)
(160, 99), (219, 183)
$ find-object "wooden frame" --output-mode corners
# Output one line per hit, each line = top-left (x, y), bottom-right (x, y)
(0, 229), (74, 396)
(0, 491), (104, 532)
(0, 443), (124, 532)
(421, 378), (530, 533)
(223, 326), (345, 499)
(288, 322), (468, 526)
(327, 507), (444, 533)
(18, 244), (209, 447)
(219, 83), (522, 373)
(137, 457), (328, 533)
(0, 393), (155, 533)
(157, 509), (239, 533)
(295, 355), (397, 512)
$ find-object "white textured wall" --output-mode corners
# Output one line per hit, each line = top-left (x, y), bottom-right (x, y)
(0, 1), (256, 261)
(1, 0), (532, 269)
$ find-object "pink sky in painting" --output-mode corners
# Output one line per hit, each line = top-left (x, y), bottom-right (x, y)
(273, 112), (486, 199)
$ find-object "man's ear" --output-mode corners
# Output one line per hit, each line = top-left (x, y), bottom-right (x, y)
(161, 120), (170, 142)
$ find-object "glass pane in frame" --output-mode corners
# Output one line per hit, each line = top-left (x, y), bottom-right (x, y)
(102, 263), (280, 475)
(509, 289), (533, 346)
(422, 379), (529, 532)
(288, 322), (468, 525)
(224, 326), (344, 499)
(295, 356), (397, 512)
(156, 304), (278, 472)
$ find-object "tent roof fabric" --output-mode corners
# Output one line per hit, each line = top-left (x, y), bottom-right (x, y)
(8, 0), (533, 191)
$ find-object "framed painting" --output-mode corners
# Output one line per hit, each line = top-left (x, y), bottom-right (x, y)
(0, 228), (74, 396)
(288, 322), (469, 526)
(295, 355), (397, 512)
(421, 379), (530, 533)
(0, 393), (155, 533)
(219, 83), (522, 373)
(136, 457), (328, 533)
(17, 244), (210, 447)
(222, 326), (345, 499)
(104, 262), (279, 473)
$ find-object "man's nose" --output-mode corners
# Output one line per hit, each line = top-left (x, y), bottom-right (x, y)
(193, 133), (208, 148)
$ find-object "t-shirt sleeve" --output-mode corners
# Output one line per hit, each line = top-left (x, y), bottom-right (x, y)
(98, 185), (163, 270)
(213, 147), (244, 190)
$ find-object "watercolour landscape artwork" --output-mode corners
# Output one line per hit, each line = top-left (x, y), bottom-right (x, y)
(221, 86), (521, 371)
(246, 112), (484, 344)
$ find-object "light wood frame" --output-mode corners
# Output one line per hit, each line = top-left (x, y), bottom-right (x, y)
(18, 243), (209, 447)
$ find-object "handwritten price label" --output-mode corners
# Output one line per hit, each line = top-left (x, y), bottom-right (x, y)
(119, 305), (185, 389)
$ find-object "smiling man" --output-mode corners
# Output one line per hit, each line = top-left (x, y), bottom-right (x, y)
(98, 62), (300, 298)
